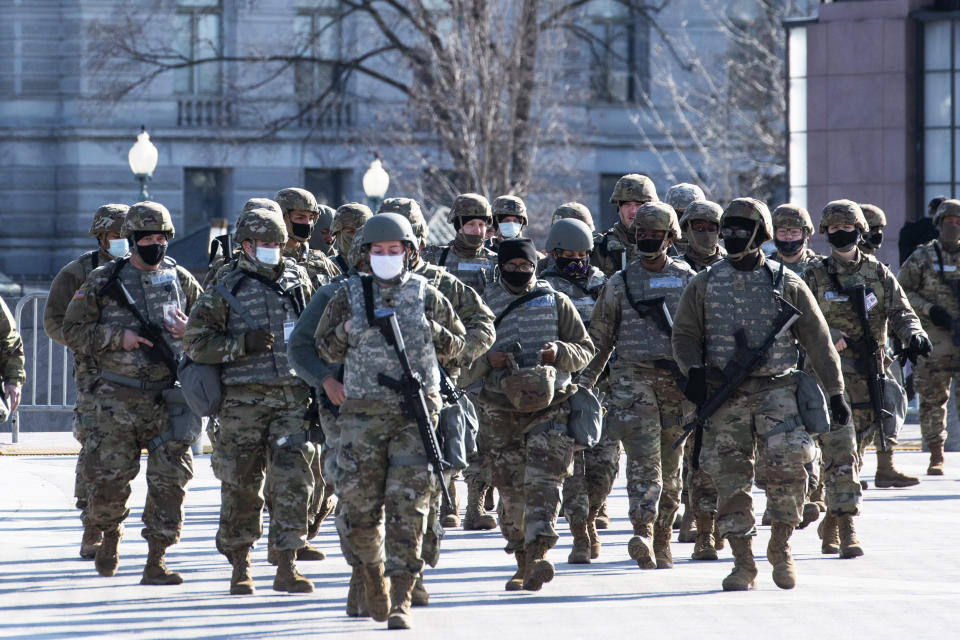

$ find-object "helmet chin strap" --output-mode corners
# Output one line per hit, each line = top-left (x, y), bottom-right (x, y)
(724, 223), (761, 260)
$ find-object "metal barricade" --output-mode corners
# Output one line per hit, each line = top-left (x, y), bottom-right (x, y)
(10, 293), (76, 443)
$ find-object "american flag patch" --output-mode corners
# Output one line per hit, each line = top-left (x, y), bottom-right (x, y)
(73, 289), (85, 299)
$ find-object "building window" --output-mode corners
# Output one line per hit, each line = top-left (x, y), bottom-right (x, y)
(921, 18), (960, 212)
(786, 21), (808, 210)
(173, 0), (222, 95)
(598, 173), (627, 230)
(304, 168), (347, 208)
(587, 0), (650, 104)
(183, 168), (228, 234)
(293, 1), (342, 100)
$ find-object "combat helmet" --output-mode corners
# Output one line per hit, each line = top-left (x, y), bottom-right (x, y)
(630, 201), (681, 240)
(361, 212), (418, 250)
(88, 204), (130, 237)
(331, 203), (373, 234)
(241, 198), (282, 218)
(609, 174), (658, 205)
(492, 195), (528, 226)
(772, 203), (814, 235)
(722, 198), (773, 243)
(546, 218), (594, 253)
(274, 188), (320, 218)
(552, 202), (595, 231)
(447, 193), (493, 228)
(819, 200), (868, 235)
(859, 204), (887, 229)
(379, 197), (427, 243)
(934, 199), (960, 226)
(665, 183), (705, 215)
(235, 208), (288, 246)
(679, 200), (723, 230)
(123, 201), (175, 239)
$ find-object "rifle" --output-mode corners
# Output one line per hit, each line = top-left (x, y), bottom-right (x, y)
(673, 297), (802, 469)
(849, 284), (890, 453)
(439, 366), (464, 405)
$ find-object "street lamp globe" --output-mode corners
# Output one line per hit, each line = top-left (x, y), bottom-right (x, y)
(128, 125), (159, 201)
(362, 158), (389, 212)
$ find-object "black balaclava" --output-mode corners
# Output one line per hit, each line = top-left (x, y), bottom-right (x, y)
(722, 217), (760, 258)
(498, 238), (537, 289)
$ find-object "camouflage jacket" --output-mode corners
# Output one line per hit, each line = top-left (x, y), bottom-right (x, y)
(421, 236), (497, 294)
(769, 247), (821, 278)
(898, 239), (960, 363)
(283, 242), (341, 289)
(681, 245), (726, 272)
(591, 222), (636, 277)
(0, 297), (25, 385)
(44, 248), (114, 347)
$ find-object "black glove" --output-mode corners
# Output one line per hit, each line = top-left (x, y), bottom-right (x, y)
(907, 334), (933, 360)
(683, 366), (707, 406)
(829, 394), (851, 426)
(929, 305), (952, 329)
(243, 329), (274, 354)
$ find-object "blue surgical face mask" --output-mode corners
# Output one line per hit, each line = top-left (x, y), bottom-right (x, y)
(255, 246), (282, 265)
(108, 238), (129, 258)
(499, 222), (522, 239)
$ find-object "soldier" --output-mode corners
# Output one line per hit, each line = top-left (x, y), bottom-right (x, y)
(898, 198), (960, 476)
(62, 201), (202, 584)
(538, 202), (596, 274)
(314, 204), (337, 257)
(592, 174), (658, 277)
(859, 203), (887, 256)
(672, 197), (849, 591)
(0, 297), (24, 444)
(579, 203), (696, 570)
(679, 200), (726, 272)
(183, 208), (316, 595)
(315, 213), (465, 629)
(421, 193), (498, 294)
(202, 198), (283, 289)
(44, 203), (129, 559)
(466, 237), (593, 592)
(486, 195), (529, 253)
(804, 200), (930, 496)
(769, 204), (821, 276)
(665, 183), (706, 255)
(330, 202), (373, 273)
(540, 219), (616, 564)
(275, 187), (340, 288)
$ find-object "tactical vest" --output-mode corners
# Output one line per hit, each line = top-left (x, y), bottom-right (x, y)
(772, 248), (820, 278)
(911, 241), (960, 316)
(79, 249), (102, 277)
(436, 244), (495, 293)
(615, 258), (694, 362)
(703, 259), (799, 377)
(97, 258), (186, 382)
(595, 225), (635, 276)
(284, 245), (334, 288)
(342, 273), (440, 402)
(219, 262), (306, 387)
(540, 268), (605, 326)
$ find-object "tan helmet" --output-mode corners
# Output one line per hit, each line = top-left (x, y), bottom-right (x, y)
(331, 202), (373, 234)
(665, 183), (705, 215)
(88, 204), (130, 237)
(609, 174), (658, 205)
(379, 197), (427, 242)
(551, 202), (595, 231)
(274, 188), (320, 219)
(772, 203), (814, 235)
(722, 198), (773, 242)
(859, 203), (887, 229)
(447, 193), (493, 226)
(546, 218), (594, 253)
(679, 200), (723, 229)
(630, 201), (681, 240)
(240, 198), (282, 219)
(819, 199), (868, 234)
(122, 201), (176, 239)
(235, 208), (288, 246)
(934, 199), (960, 226)
(492, 195), (528, 226)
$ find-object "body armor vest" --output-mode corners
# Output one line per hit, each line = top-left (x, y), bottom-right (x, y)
(703, 259), (799, 377)
(910, 241), (960, 316)
(540, 268), (605, 326)
(615, 257), (694, 363)
(436, 244), (495, 293)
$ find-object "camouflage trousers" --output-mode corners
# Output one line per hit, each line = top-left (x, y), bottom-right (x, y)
(701, 377), (815, 536)
(334, 400), (437, 577)
(561, 429), (620, 525)
(605, 368), (691, 529)
(478, 402), (576, 553)
(84, 379), (194, 544)
(73, 387), (97, 525)
(683, 442), (719, 516)
(913, 358), (960, 447)
(213, 384), (314, 554)
(845, 375), (897, 464)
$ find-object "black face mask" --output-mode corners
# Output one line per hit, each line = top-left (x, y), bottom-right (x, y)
(868, 231), (883, 248)
(636, 238), (665, 257)
(291, 222), (313, 240)
(724, 236), (753, 256)
(557, 256), (589, 277)
(775, 238), (804, 257)
(136, 242), (166, 266)
(828, 229), (860, 251)
(501, 270), (533, 289)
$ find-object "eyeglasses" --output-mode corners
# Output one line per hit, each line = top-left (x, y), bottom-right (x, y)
(501, 262), (535, 273)
(720, 227), (753, 239)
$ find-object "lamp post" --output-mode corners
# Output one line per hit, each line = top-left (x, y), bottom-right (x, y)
(128, 125), (159, 201)
(362, 157), (389, 213)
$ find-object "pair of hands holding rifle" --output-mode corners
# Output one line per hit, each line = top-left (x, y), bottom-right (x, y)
(121, 309), (189, 351)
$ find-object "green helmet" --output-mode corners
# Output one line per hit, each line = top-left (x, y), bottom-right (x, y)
(88, 204), (130, 237)
(379, 197), (427, 242)
(492, 195), (528, 226)
(274, 187), (319, 219)
(552, 202), (594, 231)
(859, 203), (887, 229)
(331, 202), (373, 234)
(665, 183), (705, 215)
(317, 204), (336, 230)
(679, 200), (723, 229)
(361, 212), (418, 251)
(241, 198), (282, 219)
(722, 198), (773, 242)
(772, 203), (814, 235)
(609, 174), (658, 205)
(819, 199), (868, 234)
(235, 208), (288, 245)
(934, 199), (960, 226)
(123, 201), (176, 239)
(630, 201), (681, 239)
(546, 218), (594, 253)
(447, 193), (493, 226)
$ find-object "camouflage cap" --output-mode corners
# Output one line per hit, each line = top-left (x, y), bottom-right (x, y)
(630, 201), (681, 239)
(317, 204), (336, 230)
(551, 202), (595, 231)
(362, 212), (418, 248)
(274, 187), (320, 218)
(492, 195), (528, 226)
(447, 193), (493, 224)
(665, 183), (706, 214)
(545, 218), (594, 253)
(332, 202), (373, 234)
(235, 208), (288, 245)
(88, 204), (130, 237)
(123, 201), (175, 239)
(722, 198), (773, 242)
(379, 197), (427, 241)
(934, 199), (960, 226)
(859, 203), (887, 229)
(679, 200), (723, 229)
(772, 203), (814, 234)
(609, 174), (658, 205)
(240, 198), (282, 220)
(819, 199), (868, 234)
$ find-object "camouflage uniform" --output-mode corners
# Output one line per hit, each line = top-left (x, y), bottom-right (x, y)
(770, 247), (821, 277)
(592, 174), (658, 276)
(665, 183), (706, 255)
(421, 193), (498, 293)
(858, 203), (887, 256)
(202, 198), (282, 289)
(0, 297), (25, 404)
(275, 187), (340, 287)
(539, 202), (597, 274)
(331, 202), (373, 274)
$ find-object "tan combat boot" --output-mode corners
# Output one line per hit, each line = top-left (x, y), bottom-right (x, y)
(874, 450), (919, 488)
(411, 572), (429, 607)
(714, 518), (725, 551)
(818, 512), (840, 554)
(272, 549), (314, 593)
(484, 484), (496, 511)
(677, 507), (697, 543)
(505, 549), (527, 591)
(141, 539), (184, 585)
(362, 563), (391, 622)
(627, 523), (656, 569)
(440, 478), (460, 528)
(522, 536), (556, 591)
(462, 480), (497, 530)
(722, 535), (757, 591)
(799, 501), (821, 529)
(595, 500), (610, 529)
(297, 542), (326, 561)
(95, 526), (122, 577)
(691, 513), (718, 561)
(838, 515), (864, 558)
(767, 522), (797, 589)
(346, 565), (369, 617)
(229, 548), (254, 595)
(387, 572), (417, 630)
(80, 525), (102, 560)
(567, 520), (591, 564)
(928, 442), (945, 476)
(653, 522), (673, 569)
